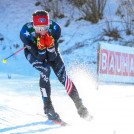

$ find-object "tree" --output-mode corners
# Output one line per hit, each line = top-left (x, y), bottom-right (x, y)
(69, 0), (107, 23)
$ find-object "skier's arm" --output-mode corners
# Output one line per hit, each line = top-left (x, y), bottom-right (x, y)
(45, 23), (61, 61)
(48, 22), (61, 57)
(53, 22), (61, 42)
(44, 33), (57, 61)
(20, 31), (47, 62)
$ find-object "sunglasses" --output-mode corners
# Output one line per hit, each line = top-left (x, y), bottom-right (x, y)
(34, 25), (49, 31)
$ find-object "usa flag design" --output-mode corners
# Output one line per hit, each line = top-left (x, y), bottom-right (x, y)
(65, 75), (73, 95)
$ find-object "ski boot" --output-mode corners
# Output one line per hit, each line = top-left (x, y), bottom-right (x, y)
(43, 97), (61, 121)
(75, 100), (93, 121)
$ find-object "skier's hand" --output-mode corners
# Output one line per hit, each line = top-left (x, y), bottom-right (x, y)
(37, 36), (47, 50)
(44, 33), (55, 48)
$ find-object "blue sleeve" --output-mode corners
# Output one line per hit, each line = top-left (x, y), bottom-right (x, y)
(53, 22), (61, 41)
(20, 25), (33, 41)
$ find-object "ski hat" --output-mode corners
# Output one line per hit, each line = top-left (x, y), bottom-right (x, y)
(33, 16), (49, 26)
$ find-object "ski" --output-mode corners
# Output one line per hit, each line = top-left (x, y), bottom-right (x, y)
(36, 113), (68, 126)
(48, 119), (68, 126)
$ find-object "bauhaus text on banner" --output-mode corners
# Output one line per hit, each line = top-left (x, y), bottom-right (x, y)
(98, 43), (134, 83)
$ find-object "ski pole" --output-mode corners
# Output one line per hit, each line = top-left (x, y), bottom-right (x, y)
(3, 46), (26, 63)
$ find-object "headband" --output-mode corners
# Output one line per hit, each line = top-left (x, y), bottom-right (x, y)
(33, 16), (49, 26)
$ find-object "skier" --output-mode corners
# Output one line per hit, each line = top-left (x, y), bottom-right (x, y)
(20, 10), (91, 121)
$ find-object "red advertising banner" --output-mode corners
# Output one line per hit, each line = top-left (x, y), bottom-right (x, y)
(98, 43), (134, 83)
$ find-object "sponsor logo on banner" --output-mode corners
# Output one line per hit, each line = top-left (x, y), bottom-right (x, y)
(99, 49), (134, 76)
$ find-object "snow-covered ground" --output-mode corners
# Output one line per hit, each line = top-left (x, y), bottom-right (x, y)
(1, 74), (134, 134)
(1, 0), (134, 133)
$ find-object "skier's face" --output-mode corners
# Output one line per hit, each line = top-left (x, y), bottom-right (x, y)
(34, 25), (49, 35)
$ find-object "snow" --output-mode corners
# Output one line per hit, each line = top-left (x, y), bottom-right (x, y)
(0, 0), (134, 134)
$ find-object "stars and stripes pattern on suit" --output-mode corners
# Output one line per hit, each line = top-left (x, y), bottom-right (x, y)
(65, 75), (73, 95)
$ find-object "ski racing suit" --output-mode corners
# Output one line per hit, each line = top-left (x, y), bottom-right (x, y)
(20, 20), (88, 119)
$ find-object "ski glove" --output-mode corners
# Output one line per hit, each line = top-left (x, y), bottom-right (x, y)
(36, 33), (56, 61)
(37, 36), (47, 50)
(44, 33), (55, 48)
(37, 33), (55, 50)
(44, 33), (57, 61)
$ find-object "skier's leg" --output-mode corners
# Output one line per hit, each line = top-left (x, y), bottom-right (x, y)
(50, 53), (91, 119)
(39, 76), (60, 120)
(24, 51), (60, 120)
(24, 50), (51, 97)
